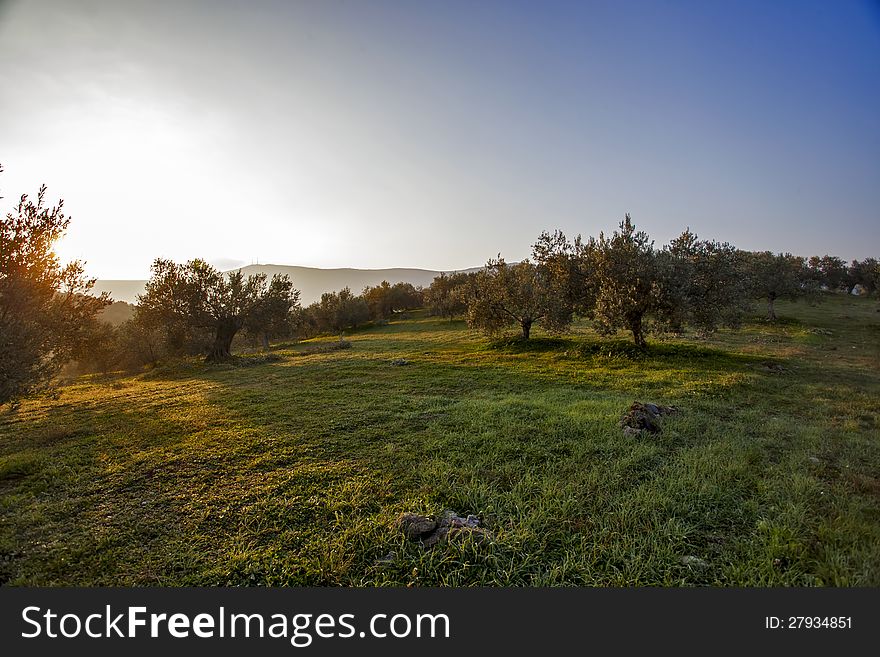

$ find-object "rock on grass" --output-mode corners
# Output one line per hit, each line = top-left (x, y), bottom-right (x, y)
(398, 511), (490, 548)
(620, 401), (678, 435)
(397, 513), (437, 540)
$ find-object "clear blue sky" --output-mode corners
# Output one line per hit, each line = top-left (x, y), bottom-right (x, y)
(1, 0), (878, 278)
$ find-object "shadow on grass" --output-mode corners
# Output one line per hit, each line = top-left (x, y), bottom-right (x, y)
(745, 314), (804, 328)
(487, 335), (767, 368)
(135, 329), (801, 402)
(487, 336), (574, 352)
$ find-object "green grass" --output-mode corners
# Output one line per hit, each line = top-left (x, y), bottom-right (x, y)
(1, 294), (879, 586)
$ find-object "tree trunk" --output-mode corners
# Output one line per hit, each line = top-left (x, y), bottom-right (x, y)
(767, 296), (777, 321)
(261, 332), (270, 351)
(521, 318), (532, 340)
(629, 316), (646, 348)
(206, 321), (237, 362)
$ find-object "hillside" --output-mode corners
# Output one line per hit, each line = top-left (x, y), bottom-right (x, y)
(92, 264), (482, 305)
(1, 294), (878, 586)
(97, 300), (136, 325)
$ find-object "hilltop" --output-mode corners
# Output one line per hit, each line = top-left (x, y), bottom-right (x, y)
(92, 264), (482, 305)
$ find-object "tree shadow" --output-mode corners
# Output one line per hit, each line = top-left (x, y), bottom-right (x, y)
(486, 334), (765, 369)
(486, 336), (573, 352)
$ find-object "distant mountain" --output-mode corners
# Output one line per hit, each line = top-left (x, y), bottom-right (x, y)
(91, 281), (151, 306)
(91, 264), (482, 306)
(98, 300), (136, 325)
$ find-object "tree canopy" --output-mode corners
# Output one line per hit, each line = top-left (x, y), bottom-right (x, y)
(424, 271), (472, 319)
(532, 218), (757, 345)
(309, 287), (370, 338)
(746, 251), (809, 320)
(362, 281), (422, 320)
(657, 229), (751, 334)
(848, 258), (879, 296)
(138, 258), (299, 362)
(0, 165), (110, 404)
(465, 257), (572, 339)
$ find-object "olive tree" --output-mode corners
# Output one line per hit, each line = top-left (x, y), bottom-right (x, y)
(244, 275), (301, 349)
(807, 255), (848, 292)
(310, 287), (370, 338)
(585, 215), (660, 347)
(746, 251), (808, 320)
(532, 229), (597, 318)
(465, 257), (571, 339)
(424, 271), (472, 319)
(0, 166), (110, 404)
(848, 257), (879, 296)
(657, 229), (752, 334)
(363, 281), (422, 320)
(138, 259), (299, 362)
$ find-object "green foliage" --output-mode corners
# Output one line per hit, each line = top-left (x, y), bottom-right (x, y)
(848, 257), (879, 296)
(116, 314), (166, 368)
(389, 281), (422, 314)
(424, 272), (472, 319)
(657, 229), (752, 334)
(533, 222), (873, 344)
(69, 320), (120, 375)
(0, 166), (110, 404)
(532, 228), (595, 316)
(807, 255), (848, 292)
(534, 217), (743, 346)
(362, 281), (423, 320)
(138, 259), (299, 362)
(745, 251), (810, 320)
(309, 287), (370, 338)
(582, 214), (659, 347)
(244, 275), (301, 349)
(465, 257), (572, 339)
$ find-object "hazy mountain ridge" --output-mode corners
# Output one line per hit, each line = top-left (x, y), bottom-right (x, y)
(92, 264), (482, 305)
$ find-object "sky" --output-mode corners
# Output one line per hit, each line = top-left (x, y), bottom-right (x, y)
(1, 0), (878, 280)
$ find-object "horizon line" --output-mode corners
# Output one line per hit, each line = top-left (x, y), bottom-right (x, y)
(94, 262), (487, 281)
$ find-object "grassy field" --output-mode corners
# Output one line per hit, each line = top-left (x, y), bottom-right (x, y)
(1, 294), (878, 586)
